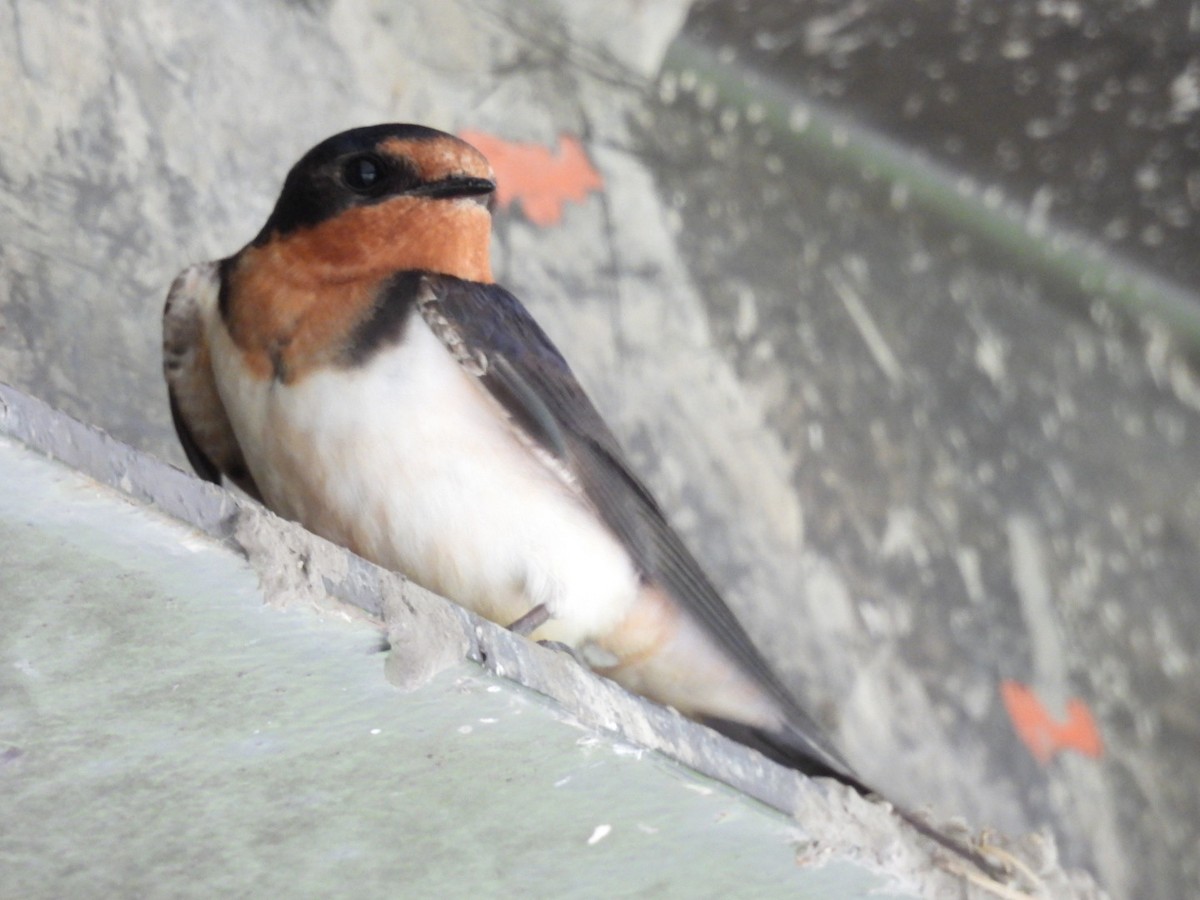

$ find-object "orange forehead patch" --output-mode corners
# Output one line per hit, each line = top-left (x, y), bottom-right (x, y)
(380, 136), (494, 182)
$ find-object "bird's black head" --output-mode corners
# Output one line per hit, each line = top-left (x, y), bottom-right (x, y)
(252, 124), (496, 245)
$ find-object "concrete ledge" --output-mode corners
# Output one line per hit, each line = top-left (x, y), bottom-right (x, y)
(0, 382), (1104, 898)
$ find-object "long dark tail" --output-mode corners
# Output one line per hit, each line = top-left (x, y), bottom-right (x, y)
(703, 716), (1005, 881)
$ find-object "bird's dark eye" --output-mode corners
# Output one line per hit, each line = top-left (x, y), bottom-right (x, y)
(342, 155), (385, 192)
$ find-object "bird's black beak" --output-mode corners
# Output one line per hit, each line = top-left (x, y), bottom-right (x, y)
(408, 176), (496, 200)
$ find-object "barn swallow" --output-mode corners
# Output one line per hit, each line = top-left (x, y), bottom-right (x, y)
(164, 124), (996, 874)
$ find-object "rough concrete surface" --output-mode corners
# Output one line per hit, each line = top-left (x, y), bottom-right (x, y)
(0, 376), (1101, 899)
(0, 428), (925, 900)
(1, 1), (1197, 897)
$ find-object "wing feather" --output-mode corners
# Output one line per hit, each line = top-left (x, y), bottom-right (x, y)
(162, 262), (261, 500)
(410, 273), (849, 773)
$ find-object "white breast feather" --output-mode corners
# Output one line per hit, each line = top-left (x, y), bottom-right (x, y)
(207, 311), (639, 645)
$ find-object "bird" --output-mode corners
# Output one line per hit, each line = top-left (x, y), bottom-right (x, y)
(164, 123), (997, 875)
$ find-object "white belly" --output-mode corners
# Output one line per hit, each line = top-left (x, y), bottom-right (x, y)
(209, 313), (640, 645)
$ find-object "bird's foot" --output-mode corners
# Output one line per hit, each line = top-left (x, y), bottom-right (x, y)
(536, 639), (588, 667)
(507, 603), (550, 637)
(507, 604), (587, 666)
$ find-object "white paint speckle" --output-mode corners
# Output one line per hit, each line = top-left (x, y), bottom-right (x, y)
(956, 547), (985, 605)
(1026, 117), (1053, 140)
(881, 507), (930, 566)
(1001, 38), (1032, 60)
(734, 284), (758, 341)
(1141, 224), (1164, 247)
(808, 422), (825, 452)
(587, 824), (612, 845)
(1036, 0), (1082, 25)
(1169, 59), (1200, 120)
(801, 556), (856, 633)
(1028, 185), (1054, 235)
(1135, 164), (1161, 192)
(457, 725), (473, 735)
(369, 728), (381, 735)
(975, 331), (1008, 385)
(657, 72), (677, 105)
(12, 660), (39, 678)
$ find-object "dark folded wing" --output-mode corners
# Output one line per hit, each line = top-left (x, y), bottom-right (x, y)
(412, 272), (851, 776)
(162, 263), (261, 500)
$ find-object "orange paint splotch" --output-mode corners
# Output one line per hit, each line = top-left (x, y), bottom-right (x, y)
(1000, 679), (1104, 765)
(459, 131), (603, 227)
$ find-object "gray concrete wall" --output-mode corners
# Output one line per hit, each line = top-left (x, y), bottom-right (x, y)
(3, 2), (1198, 897)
